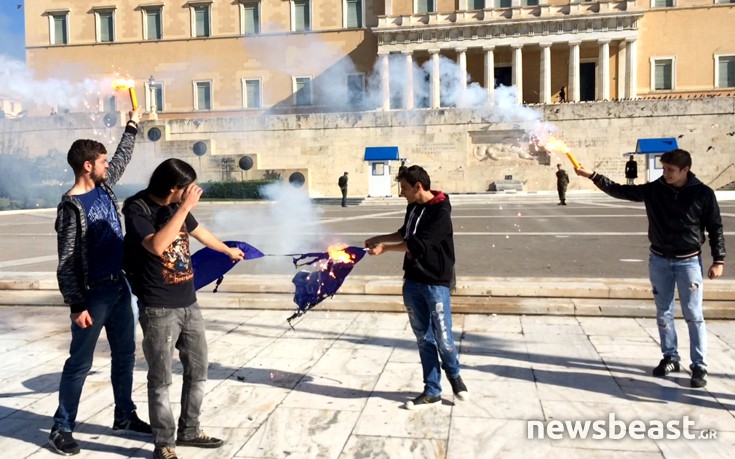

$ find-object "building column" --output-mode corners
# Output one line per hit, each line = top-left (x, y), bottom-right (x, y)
(597, 39), (610, 101)
(539, 42), (552, 104)
(385, 0), (393, 16)
(402, 50), (414, 110)
(568, 41), (580, 102)
(457, 47), (467, 105)
(617, 40), (627, 100)
(483, 45), (495, 101)
(512, 44), (523, 103)
(429, 49), (441, 108)
(626, 38), (638, 99)
(458, 0), (468, 10)
(379, 51), (390, 110)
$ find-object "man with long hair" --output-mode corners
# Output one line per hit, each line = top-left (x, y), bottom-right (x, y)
(123, 158), (243, 459)
(51, 109), (151, 456)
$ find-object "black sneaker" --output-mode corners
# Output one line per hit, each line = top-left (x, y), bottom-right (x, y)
(652, 357), (680, 377)
(691, 365), (708, 388)
(153, 446), (179, 459)
(405, 393), (441, 410)
(176, 431), (223, 449)
(112, 411), (152, 435)
(448, 375), (470, 401)
(48, 427), (80, 456)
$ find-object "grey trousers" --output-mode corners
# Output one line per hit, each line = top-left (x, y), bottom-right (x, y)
(139, 302), (208, 447)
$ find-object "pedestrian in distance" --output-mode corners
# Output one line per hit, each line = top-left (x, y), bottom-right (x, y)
(625, 155), (638, 185)
(50, 108), (152, 456)
(122, 159), (244, 459)
(338, 171), (349, 207)
(574, 149), (725, 388)
(365, 165), (469, 409)
(556, 163), (569, 205)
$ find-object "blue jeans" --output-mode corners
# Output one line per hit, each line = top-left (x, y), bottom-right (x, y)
(139, 302), (208, 447)
(53, 277), (136, 431)
(649, 252), (707, 368)
(402, 280), (461, 397)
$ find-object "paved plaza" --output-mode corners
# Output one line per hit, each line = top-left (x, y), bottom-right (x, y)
(1, 194), (734, 458)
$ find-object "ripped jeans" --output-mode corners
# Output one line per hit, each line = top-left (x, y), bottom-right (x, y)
(403, 280), (461, 397)
(649, 252), (707, 368)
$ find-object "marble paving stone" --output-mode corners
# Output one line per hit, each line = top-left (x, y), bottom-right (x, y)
(348, 312), (408, 330)
(231, 357), (314, 389)
(447, 418), (553, 459)
(353, 395), (452, 439)
(458, 353), (535, 382)
(182, 427), (257, 459)
(459, 331), (529, 356)
(460, 313), (523, 333)
(281, 373), (379, 411)
(578, 316), (650, 337)
(199, 380), (290, 428)
(244, 337), (334, 361)
(236, 407), (360, 459)
(338, 435), (445, 459)
(628, 401), (735, 433)
(451, 384), (544, 420)
(331, 326), (409, 350)
(308, 346), (394, 376)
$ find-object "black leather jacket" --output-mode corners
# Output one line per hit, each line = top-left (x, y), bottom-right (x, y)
(591, 172), (725, 262)
(55, 123), (137, 312)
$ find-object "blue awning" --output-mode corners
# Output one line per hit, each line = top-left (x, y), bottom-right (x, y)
(633, 138), (679, 155)
(364, 146), (399, 161)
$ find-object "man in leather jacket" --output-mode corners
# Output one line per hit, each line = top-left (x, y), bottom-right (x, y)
(575, 149), (725, 388)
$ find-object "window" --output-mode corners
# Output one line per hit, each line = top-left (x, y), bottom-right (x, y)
(96, 9), (114, 43)
(293, 0), (311, 32)
(416, 0), (435, 13)
(147, 82), (164, 112)
(240, 1), (260, 34)
(345, 0), (362, 28)
(652, 0), (674, 6)
(716, 0), (735, 3)
(194, 81), (212, 110)
(50, 13), (68, 45)
(494, 0), (511, 7)
(243, 79), (262, 108)
(347, 74), (364, 107)
(103, 95), (117, 113)
(294, 76), (312, 106)
(468, 0), (485, 9)
(716, 55), (735, 88)
(651, 58), (674, 91)
(144, 7), (162, 40)
(192, 4), (211, 38)
(523, 0), (539, 5)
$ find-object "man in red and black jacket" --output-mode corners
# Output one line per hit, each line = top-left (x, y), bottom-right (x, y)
(365, 165), (468, 409)
(575, 149), (725, 388)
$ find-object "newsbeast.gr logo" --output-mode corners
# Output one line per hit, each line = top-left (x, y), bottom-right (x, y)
(527, 413), (718, 440)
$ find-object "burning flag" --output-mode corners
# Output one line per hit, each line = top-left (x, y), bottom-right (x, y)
(287, 244), (367, 326)
(113, 78), (138, 110)
(192, 240), (264, 291)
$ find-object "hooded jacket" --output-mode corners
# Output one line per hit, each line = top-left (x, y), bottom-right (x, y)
(55, 123), (138, 312)
(591, 172), (725, 261)
(399, 191), (455, 286)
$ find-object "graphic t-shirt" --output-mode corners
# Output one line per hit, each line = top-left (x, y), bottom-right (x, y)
(124, 195), (199, 308)
(77, 187), (124, 282)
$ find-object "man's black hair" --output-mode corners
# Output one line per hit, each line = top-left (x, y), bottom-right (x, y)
(660, 149), (692, 170)
(67, 139), (107, 174)
(396, 165), (431, 191)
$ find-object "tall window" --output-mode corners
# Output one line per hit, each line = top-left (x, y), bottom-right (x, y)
(347, 74), (365, 107)
(345, 0), (362, 28)
(294, 77), (312, 106)
(468, 0), (485, 9)
(716, 55), (735, 88)
(195, 81), (212, 110)
(50, 13), (68, 45)
(652, 0), (674, 6)
(293, 0), (311, 32)
(416, 0), (435, 14)
(144, 7), (162, 40)
(523, 0), (539, 5)
(652, 58), (674, 91)
(147, 82), (164, 112)
(243, 79), (262, 108)
(96, 10), (114, 43)
(241, 1), (260, 34)
(103, 95), (117, 113)
(494, 0), (511, 7)
(192, 4), (211, 38)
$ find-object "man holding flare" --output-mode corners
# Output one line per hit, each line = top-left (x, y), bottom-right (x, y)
(573, 149), (725, 388)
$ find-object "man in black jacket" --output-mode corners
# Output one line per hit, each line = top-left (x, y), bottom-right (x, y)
(51, 109), (151, 456)
(625, 155), (638, 185)
(365, 165), (468, 408)
(575, 149), (725, 388)
(338, 171), (348, 207)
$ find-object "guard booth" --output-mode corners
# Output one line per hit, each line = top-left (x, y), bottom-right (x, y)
(628, 138), (678, 183)
(364, 146), (399, 197)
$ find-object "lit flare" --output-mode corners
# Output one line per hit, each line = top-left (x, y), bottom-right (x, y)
(113, 78), (138, 110)
(545, 137), (581, 169)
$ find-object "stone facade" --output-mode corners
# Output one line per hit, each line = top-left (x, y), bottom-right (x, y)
(2, 97), (734, 197)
